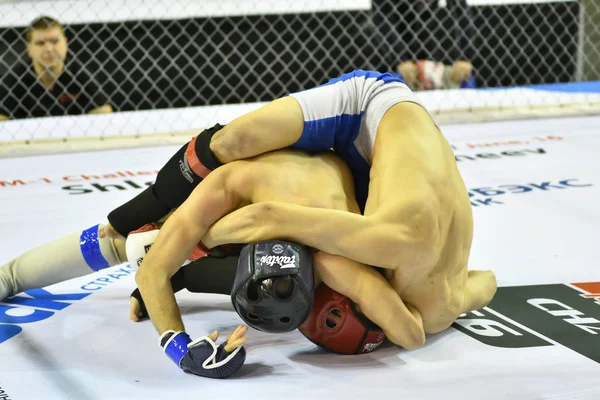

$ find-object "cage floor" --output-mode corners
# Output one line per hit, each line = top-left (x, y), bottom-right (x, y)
(0, 114), (599, 400)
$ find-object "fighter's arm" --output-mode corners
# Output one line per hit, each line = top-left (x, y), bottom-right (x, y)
(202, 199), (440, 271)
(314, 252), (426, 350)
(135, 166), (242, 335)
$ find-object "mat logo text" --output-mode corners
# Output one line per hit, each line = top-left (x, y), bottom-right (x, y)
(0, 170), (158, 189)
(528, 298), (600, 335)
(455, 147), (546, 162)
(0, 385), (12, 400)
(453, 282), (600, 364)
(0, 289), (91, 345)
(468, 178), (592, 207)
(0, 265), (135, 345)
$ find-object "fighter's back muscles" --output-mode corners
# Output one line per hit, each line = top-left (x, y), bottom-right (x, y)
(365, 101), (462, 270)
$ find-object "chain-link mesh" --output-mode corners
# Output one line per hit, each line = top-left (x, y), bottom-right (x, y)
(1, 0), (599, 144)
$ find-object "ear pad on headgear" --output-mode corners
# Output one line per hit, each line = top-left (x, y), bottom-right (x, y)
(299, 283), (386, 354)
(231, 240), (315, 333)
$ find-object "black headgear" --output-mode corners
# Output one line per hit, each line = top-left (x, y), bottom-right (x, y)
(231, 240), (315, 333)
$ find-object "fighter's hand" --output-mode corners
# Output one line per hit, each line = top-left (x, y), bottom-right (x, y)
(207, 325), (249, 353)
(129, 296), (143, 322)
(99, 223), (124, 240)
(161, 325), (248, 378)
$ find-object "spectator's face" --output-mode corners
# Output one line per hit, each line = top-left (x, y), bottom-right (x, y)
(27, 27), (67, 70)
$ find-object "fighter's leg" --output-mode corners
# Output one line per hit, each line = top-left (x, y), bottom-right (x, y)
(209, 70), (378, 164)
(462, 270), (497, 313)
(106, 121), (223, 238)
(182, 256), (237, 295)
(0, 224), (124, 300)
(105, 96), (303, 238)
(210, 97), (305, 163)
(106, 94), (302, 238)
(129, 256), (238, 321)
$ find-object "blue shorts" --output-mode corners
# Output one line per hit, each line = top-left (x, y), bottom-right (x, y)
(288, 70), (428, 210)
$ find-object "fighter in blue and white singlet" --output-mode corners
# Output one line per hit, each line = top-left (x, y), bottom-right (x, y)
(288, 70), (430, 210)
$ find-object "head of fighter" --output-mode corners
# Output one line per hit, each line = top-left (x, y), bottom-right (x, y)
(299, 283), (386, 355)
(231, 240), (315, 333)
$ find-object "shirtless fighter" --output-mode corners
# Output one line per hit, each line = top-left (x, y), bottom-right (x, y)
(131, 143), (495, 357)
(123, 148), (393, 356)
(104, 69), (496, 352)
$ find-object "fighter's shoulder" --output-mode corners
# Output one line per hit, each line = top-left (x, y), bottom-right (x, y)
(214, 158), (261, 198)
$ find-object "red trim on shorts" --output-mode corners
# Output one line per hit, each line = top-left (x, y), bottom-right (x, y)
(186, 136), (212, 179)
(188, 241), (211, 262)
(129, 223), (160, 236)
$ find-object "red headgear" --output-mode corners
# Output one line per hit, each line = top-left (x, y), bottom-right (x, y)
(299, 284), (386, 354)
